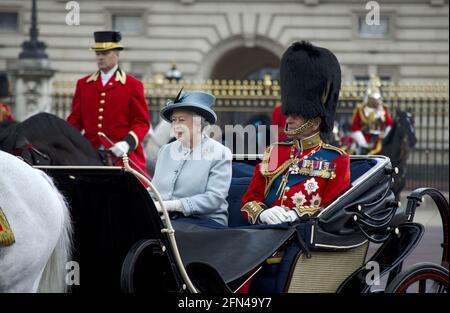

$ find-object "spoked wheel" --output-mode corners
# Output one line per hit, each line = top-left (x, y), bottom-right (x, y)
(386, 262), (448, 293)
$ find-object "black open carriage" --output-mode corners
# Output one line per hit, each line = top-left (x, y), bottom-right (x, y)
(39, 154), (448, 293)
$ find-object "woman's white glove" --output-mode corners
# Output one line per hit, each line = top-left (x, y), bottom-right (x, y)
(110, 141), (130, 157)
(259, 206), (299, 224)
(154, 200), (184, 214)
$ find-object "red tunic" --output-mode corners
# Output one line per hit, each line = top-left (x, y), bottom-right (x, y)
(0, 103), (14, 122)
(240, 134), (350, 224)
(271, 104), (287, 142)
(351, 103), (393, 144)
(67, 69), (150, 175)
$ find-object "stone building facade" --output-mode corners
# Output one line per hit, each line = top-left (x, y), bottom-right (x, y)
(0, 0), (448, 82)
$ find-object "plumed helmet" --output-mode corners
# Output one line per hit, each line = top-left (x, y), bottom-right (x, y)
(280, 41), (342, 134)
(365, 75), (382, 102)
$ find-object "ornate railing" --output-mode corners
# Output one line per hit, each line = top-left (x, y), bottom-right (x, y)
(52, 79), (449, 191)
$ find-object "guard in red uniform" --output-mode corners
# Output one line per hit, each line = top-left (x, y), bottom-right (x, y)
(351, 75), (393, 155)
(271, 103), (287, 142)
(240, 41), (350, 225)
(0, 75), (14, 123)
(67, 31), (150, 175)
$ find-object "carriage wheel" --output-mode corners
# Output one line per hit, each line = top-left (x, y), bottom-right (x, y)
(385, 262), (448, 293)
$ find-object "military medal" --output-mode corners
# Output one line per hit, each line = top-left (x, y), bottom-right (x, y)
(304, 177), (319, 195)
(310, 194), (322, 208)
(292, 191), (307, 207)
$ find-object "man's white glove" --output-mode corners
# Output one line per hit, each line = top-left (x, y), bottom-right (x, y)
(351, 131), (368, 148)
(259, 206), (299, 225)
(154, 200), (184, 214)
(110, 141), (130, 157)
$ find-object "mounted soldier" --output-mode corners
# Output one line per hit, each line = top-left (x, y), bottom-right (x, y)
(351, 75), (393, 155)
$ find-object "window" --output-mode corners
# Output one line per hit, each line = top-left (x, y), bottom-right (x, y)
(357, 15), (390, 38)
(0, 12), (18, 32)
(112, 14), (143, 35)
(354, 75), (391, 83)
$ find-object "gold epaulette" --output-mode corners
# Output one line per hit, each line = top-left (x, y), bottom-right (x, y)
(321, 143), (347, 155)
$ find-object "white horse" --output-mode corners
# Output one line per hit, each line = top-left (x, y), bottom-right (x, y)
(0, 151), (72, 292)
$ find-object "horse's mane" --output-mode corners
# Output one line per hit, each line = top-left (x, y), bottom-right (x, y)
(0, 113), (102, 166)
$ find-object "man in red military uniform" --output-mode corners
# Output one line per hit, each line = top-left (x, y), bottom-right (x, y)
(351, 75), (393, 155)
(240, 41), (350, 225)
(271, 103), (287, 142)
(67, 31), (150, 175)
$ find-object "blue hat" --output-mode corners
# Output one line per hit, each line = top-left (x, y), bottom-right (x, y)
(161, 89), (217, 124)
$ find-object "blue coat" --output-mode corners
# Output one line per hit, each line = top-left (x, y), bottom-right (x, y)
(151, 136), (232, 226)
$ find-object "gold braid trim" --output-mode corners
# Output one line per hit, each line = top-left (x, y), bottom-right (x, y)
(260, 145), (296, 179)
(241, 201), (266, 224)
(293, 206), (321, 218)
(263, 161), (295, 197)
(321, 143), (347, 155)
(357, 102), (387, 129)
(0, 207), (15, 246)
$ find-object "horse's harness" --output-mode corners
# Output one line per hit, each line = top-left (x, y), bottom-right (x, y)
(12, 136), (51, 166)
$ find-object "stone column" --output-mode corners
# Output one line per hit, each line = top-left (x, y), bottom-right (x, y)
(13, 60), (56, 120)
(12, 0), (56, 121)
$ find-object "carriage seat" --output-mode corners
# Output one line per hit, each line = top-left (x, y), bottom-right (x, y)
(226, 156), (391, 228)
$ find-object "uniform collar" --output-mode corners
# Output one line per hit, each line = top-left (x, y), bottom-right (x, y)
(86, 66), (126, 85)
(294, 132), (322, 150)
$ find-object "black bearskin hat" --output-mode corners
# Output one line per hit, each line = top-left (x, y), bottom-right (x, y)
(280, 41), (341, 134)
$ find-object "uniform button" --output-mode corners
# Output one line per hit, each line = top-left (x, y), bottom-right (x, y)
(99, 108), (104, 113)
(109, 82), (112, 85)
(285, 187), (290, 192)
(282, 196), (287, 200)
(97, 124), (102, 128)
(100, 92), (106, 96)
(98, 116), (103, 120)
(100, 100), (105, 104)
